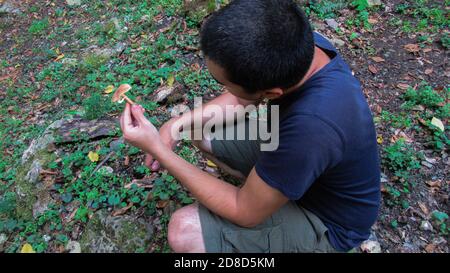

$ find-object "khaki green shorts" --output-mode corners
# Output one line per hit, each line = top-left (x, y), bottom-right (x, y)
(198, 121), (339, 253)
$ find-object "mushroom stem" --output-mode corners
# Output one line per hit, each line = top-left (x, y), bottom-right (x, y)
(122, 95), (135, 105)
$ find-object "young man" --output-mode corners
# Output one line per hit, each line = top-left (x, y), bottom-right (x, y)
(120, 0), (380, 253)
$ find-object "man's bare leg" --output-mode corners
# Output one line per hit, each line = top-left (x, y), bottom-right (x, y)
(168, 139), (249, 252)
(167, 203), (206, 253)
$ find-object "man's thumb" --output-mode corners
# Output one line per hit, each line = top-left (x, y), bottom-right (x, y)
(131, 104), (146, 122)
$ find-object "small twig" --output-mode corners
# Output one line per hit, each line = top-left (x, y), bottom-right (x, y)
(40, 169), (58, 175)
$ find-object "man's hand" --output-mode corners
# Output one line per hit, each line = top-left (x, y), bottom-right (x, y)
(145, 117), (180, 171)
(120, 103), (163, 155)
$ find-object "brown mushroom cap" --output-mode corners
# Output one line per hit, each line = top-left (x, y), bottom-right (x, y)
(112, 84), (132, 102)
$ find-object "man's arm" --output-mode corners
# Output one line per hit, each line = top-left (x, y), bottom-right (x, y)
(145, 91), (260, 170)
(121, 103), (288, 227)
(171, 90), (260, 134)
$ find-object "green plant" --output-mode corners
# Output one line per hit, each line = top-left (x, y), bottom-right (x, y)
(28, 18), (49, 35)
(426, 122), (449, 151)
(83, 93), (113, 120)
(179, 66), (221, 98)
(432, 210), (449, 235)
(402, 85), (445, 110)
(383, 139), (422, 179)
(305, 0), (348, 19)
(441, 33), (450, 49)
(380, 110), (413, 129)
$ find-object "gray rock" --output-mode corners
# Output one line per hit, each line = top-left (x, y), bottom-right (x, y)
(400, 242), (420, 253)
(325, 19), (339, 30)
(150, 83), (182, 103)
(330, 38), (345, 48)
(16, 118), (68, 220)
(21, 118), (65, 164)
(80, 209), (153, 253)
(421, 161), (433, 169)
(43, 235), (52, 242)
(380, 172), (388, 183)
(360, 239), (381, 253)
(61, 57), (78, 67)
(0, 1), (22, 14)
(55, 117), (118, 143)
(84, 42), (126, 60)
(99, 166), (114, 176)
(0, 233), (7, 245)
(66, 240), (81, 253)
(109, 138), (124, 151)
(420, 220), (433, 231)
(312, 22), (326, 31)
(32, 190), (51, 218)
(25, 160), (42, 184)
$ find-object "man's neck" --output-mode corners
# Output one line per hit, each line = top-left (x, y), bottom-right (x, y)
(284, 46), (331, 94)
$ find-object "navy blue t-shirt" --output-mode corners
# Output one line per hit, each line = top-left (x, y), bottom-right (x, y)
(255, 32), (381, 251)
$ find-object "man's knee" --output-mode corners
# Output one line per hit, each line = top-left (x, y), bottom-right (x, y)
(168, 203), (205, 253)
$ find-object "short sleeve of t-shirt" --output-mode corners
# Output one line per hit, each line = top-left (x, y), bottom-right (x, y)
(255, 114), (345, 200)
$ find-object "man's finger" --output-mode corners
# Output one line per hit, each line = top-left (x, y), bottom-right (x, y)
(130, 104), (148, 124)
(119, 114), (124, 130)
(145, 153), (153, 168)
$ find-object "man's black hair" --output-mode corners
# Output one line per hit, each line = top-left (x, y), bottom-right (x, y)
(200, 0), (314, 93)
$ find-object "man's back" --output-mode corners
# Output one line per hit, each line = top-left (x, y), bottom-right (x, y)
(255, 32), (381, 251)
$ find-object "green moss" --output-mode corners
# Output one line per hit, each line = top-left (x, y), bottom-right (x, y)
(15, 150), (56, 221)
(82, 53), (109, 69)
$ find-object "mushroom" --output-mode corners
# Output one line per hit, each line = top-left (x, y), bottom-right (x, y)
(112, 84), (135, 104)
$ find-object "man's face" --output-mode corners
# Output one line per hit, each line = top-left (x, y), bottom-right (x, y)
(205, 58), (263, 101)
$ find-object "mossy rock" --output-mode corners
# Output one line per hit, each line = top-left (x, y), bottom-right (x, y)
(15, 150), (56, 220)
(15, 118), (64, 220)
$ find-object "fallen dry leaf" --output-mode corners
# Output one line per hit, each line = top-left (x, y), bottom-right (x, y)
(88, 151), (99, 162)
(111, 203), (134, 217)
(156, 200), (169, 209)
(424, 68), (433, 75)
(411, 105), (425, 111)
(167, 74), (175, 87)
(425, 244), (436, 253)
(374, 105), (382, 114)
(206, 160), (217, 168)
(430, 117), (445, 132)
(377, 136), (383, 144)
(368, 65), (378, 74)
(124, 155), (129, 166)
(397, 83), (410, 90)
(103, 85), (114, 94)
(54, 54), (65, 61)
(418, 118), (428, 126)
(425, 180), (442, 188)
(418, 202), (429, 215)
(404, 43), (420, 53)
(20, 243), (35, 253)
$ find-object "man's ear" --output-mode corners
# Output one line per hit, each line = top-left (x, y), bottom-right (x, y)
(262, 88), (283, 100)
